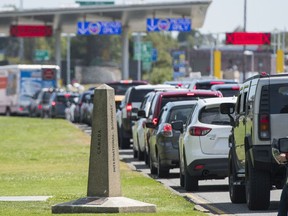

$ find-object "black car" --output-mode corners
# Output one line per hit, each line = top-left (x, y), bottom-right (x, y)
(45, 92), (79, 118)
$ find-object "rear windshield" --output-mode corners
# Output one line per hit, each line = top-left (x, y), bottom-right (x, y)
(269, 84), (288, 114)
(168, 106), (196, 123)
(219, 89), (239, 97)
(129, 89), (154, 102)
(56, 95), (78, 103)
(199, 106), (231, 125)
(107, 83), (146, 95)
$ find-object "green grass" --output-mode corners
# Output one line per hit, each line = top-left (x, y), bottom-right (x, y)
(0, 116), (206, 216)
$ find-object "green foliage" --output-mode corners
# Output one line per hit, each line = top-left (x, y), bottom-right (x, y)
(0, 116), (206, 216)
(143, 67), (173, 84)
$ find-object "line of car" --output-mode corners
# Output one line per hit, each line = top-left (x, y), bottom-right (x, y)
(114, 79), (240, 196)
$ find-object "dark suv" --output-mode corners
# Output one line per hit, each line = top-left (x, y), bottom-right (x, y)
(220, 73), (288, 210)
(117, 84), (176, 149)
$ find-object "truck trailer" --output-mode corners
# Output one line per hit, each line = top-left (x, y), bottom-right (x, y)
(0, 64), (60, 116)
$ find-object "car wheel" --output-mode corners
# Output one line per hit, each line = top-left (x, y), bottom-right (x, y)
(179, 153), (185, 187)
(149, 151), (157, 175)
(184, 152), (198, 191)
(119, 127), (130, 149)
(228, 151), (246, 203)
(245, 153), (270, 210)
(5, 108), (11, 116)
(133, 146), (138, 158)
(137, 136), (145, 161)
(144, 149), (149, 165)
(157, 153), (169, 178)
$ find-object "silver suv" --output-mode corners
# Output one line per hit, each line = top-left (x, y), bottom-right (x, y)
(220, 73), (288, 210)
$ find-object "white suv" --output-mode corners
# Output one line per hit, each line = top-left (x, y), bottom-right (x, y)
(173, 97), (236, 191)
(220, 73), (288, 210)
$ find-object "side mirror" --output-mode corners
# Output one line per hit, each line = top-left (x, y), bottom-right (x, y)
(220, 103), (235, 114)
(138, 110), (146, 118)
(279, 138), (288, 153)
(145, 122), (156, 129)
(171, 120), (184, 133)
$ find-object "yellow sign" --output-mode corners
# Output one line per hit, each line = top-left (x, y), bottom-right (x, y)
(214, 50), (222, 79)
(276, 49), (284, 73)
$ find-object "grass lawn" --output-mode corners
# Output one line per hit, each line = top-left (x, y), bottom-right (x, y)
(0, 116), (206, 216)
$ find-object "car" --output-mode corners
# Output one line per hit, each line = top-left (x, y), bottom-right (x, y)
(45, 92), (79, 118)
(106, 80), (149, 95)
(146, 100), (197, 178)
(142, 89), (223, 167)
(172, 97), (236, 191)
(188, 79), (238, 90)
(73, 90), (93, 123)
(28, 88), (58, 117)
(65, 96), (80, 122)
(117, 84), (177, 149)
(210, 83), (241, 97)
(79, 90), (94, 125)
(132, 88), (179, 160)
(220, 72), (288, 210)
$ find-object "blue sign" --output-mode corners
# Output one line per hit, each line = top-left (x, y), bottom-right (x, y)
(147, 18), (191, 32)
(152, 48), (158, 62)
(77, 21), (122, 35)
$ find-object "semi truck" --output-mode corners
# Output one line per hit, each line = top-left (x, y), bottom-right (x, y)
(0, 64), (60, 116)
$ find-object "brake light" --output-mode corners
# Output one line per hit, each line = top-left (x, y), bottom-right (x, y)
(38, 104), (42, 110)
(18, 107), (24, 111)
(126, 104), (132, 112)
(161, 123), (173, 137)
(64, 94), (71, 98)
(189, 126), (211, 136)
(210, 81), (225, 85)
(259, 114), (270, 139)
(232, 86), (240, 90)
(187, 92), (195, 96)
(152, 118), (158, 125)
(51, 101), (56, 106)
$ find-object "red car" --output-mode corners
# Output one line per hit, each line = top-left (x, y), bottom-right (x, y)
(137, 89), (223, 165)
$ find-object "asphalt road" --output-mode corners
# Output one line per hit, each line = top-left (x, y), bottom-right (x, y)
(76, 123), (281, 216)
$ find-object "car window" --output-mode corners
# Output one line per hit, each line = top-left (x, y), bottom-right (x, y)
(270, 84), (288, 114)
(168, 106), (195, 124)
(199, 106), (231, 125)
(129, 89), (154, 103)
(219, 89), (239, 97)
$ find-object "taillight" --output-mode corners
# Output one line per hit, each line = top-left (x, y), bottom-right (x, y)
(18, 107), (24, 111)
(38, 104), (42, 110)
(161, 123), (173, 137)
(126, 103), (132, 117)
(189, 126), (211, 136)
(259, 114), (270, 139)
(126, 104), (132, 112)
(51, 101), (56, 106)
(152, 118), (158, 125)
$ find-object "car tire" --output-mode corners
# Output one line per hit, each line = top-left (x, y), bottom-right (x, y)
(228, 151), (246, 203)
(157, 153), (169, 178)
(245, 153), (270, 210)
(144, 150), (149, 165)
(149, 151), (157, 175)
(184, 152), (198, 191)
(137, 136), (145, 161)
(5, 108), (11, 116)
(179, 153), (185, 187)
(133, 146), (138, 158)
(119, 127), (130, 149)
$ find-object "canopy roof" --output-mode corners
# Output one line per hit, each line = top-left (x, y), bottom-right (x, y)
(0, 1), (211, 34)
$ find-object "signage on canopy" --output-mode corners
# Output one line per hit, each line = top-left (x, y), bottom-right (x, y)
(225, 32), (271, 45)
(77, 21), (122, 35)
(146, 18), (191, 32)
(10, 25), (53, 37)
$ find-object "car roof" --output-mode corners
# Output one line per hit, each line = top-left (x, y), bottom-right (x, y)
(210, 83), (241, 90)
(196, 96), (237, 106)
(131, 84), (176, 90)
(154, 89), (223, 97)
(164, 100), (199, 109)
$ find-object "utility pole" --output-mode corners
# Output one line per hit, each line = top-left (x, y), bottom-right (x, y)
(18, 0), (24, 62)
(242, 0), (247, 82)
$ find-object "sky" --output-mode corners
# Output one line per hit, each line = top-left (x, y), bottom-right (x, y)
(1, 0), (288, 34)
